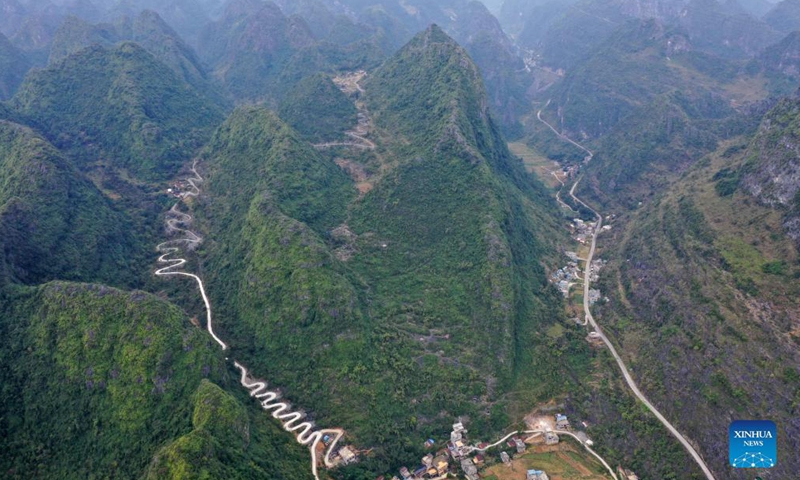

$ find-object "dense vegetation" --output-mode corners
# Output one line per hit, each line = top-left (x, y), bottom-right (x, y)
(278, 73), (358, 143)
(0, 282), (225, 478)
(4, 1), (800, 478)
(11, 42), (223, 181)
(194, 26), (592, 477)
(0, 121), (143, 287)
(0, 32), (30, 100)
(47, 11), (227, 109)
(0, 281), (313, 479)
(143, 380), (313, 479)
(530, 18), (775, 210)
(197, 0), (317, 102)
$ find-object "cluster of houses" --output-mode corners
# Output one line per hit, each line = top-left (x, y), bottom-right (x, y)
(320, 435), (359, 467)
(571, 218), (595, 244)
(394, 452), (450, 480)
(385, 414), (577, 480)
(447, 422), (469, 459)
(551, 255), (582, 297)
(588, 259), (606, 283)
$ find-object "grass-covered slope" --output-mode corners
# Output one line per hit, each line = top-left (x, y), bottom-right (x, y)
(278, 73), (358, 143)
(0, 282), (225, 478)
(0, 120), (143, 287)
(198, 25), (590, 474)
(11, 42), (223, 181)
(589, 141), (800, 478)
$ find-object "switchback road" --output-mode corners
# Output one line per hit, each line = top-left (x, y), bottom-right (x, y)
(154, 161), (343, 480)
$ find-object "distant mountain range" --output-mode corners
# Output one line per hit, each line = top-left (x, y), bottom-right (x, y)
(1, 0), (800, 478)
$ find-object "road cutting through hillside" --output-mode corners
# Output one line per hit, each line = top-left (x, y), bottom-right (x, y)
(154, 161), (343, 480)
(538, 104), (717, 480)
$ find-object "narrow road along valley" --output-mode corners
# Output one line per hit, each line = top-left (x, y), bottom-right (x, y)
(537, 105), (717, 480)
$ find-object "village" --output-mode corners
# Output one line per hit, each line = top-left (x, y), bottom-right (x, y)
(550, 218), (610, 305)
(368, 412), (638, 480)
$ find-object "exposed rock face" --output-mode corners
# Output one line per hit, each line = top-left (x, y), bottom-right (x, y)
(743, 96), (800, 244)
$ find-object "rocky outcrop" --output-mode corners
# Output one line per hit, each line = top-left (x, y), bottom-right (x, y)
(743, 96), (800, 244)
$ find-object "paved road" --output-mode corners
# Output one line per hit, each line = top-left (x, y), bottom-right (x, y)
(154, 161), (343, 480)
(235, 361), (345, 480)
(155, 162), (228, 351)
(538, 105), (717, 480)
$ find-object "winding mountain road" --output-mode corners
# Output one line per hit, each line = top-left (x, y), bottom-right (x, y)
(235, 362), (345, 480)
(538, 104), (717, 480)
(155, 162), (227, 351)
(154, 161), (344, 480)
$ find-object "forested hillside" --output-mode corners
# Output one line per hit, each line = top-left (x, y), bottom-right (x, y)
(0, 120), (141, 287)
(195, 26), (590, 475)
(12, 42), (223, 181)
(2, 1), (800, 479)
(0, 32), (30, 100)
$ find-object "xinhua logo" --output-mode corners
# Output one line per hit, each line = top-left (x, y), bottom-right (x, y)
(729, 420), (777, 469)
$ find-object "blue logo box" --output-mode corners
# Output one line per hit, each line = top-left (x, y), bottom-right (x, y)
(729, 420), (777, 469)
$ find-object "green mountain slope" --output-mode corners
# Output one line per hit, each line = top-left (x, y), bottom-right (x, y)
(531, 0), (778, 69)
(0, 282), (225, 478)
(11, 42), (223, 181)
(679, 0), (780, 59)
(278, 73), (358, 143)
(0, 120), (143, 287)
(532, 19), (770, 208)
(764, 0), (800, 34)
(197, 0), (316, 102)
(48, 11), (224, 108)
(47, 15), (118, 63)
(197, 25), (589, 474)
(143, 380), (312, 480)
(747, 31), (800, 94)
